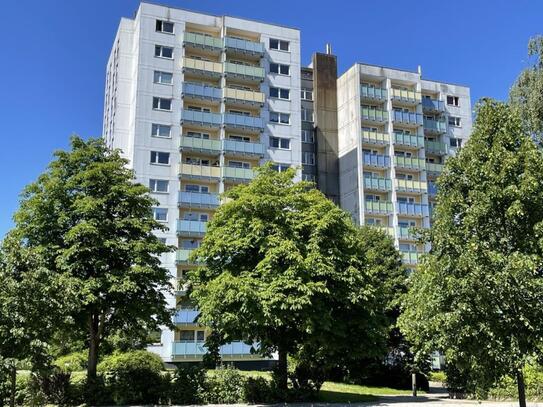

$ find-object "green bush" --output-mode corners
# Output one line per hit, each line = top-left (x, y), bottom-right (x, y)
(98, 350), (165, 405)
(54, 350), (87, 373)
(428, 371), (447, 383)
(489, 364), (543, 401)
(170, 365), (207, 404)
(205, 366), (246, 404)
(244, 376), (276, 403)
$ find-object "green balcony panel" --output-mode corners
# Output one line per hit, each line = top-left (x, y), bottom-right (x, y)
(224, 62), (265, 81)
(183, 32), (223, 50)
(394, 133), (424, 148)
(394, 156), (426, 170)
(364, 177), (392, 191)
(361, 108), (388, 122)
(180, 136), (221, 152)
(364, 200), (394, 214)
(362, 130), (389, 144)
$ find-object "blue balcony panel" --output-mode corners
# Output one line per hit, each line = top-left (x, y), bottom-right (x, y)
(182, 83), (222, 101)
(223, 113), (264, 131)
(397, 202), (429, 217)
(176, 220), (207, 236)
(363, 153), (390, 168)
(181, 110), (222, 127)
(178, 191), (220, 208)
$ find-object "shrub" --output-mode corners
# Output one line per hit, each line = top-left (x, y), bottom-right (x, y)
(428, 371), (447, 383)
(244, 376), (276, 403)
(38, 369), (72, 406)
(98, 350), (165, 405)
(54, 350), (87, 373)
(170, 365), (207, 405)
(205, 366), (246, 404)
(488, 364), (543, 401)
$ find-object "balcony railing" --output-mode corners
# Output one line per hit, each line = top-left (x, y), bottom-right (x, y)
(393, 133), (424, 148)
(224, 87), (265, 105)
(402, 251), (422, 265)
(368, 225), (395, 238)
(425, 140), (449, 155)
(397, 227), (418, 240)
(397, 202), (429, 217)
(394, 156), (426, 170)
(224, 36), (265, 56)
(223, 113), (264, 131)
(224, 62), (265, 81)
(177, 220), (207, 236)
(391, 88), (421, 104)
(179, 163), (221, 179)
(362, 130), (389, 145)
(180, 136), (221, 152)
(222, 167), (255, 182)
(183, 32), (223, 51)
(363, 153), (390, 168)
(360, 85), (387, 100)
(176, 249), (200, 264)
(172, 341), (256, 357)
(364, 176), (392, 191)
(182, 82), (222, 101)
(181, 110), (222, 127)
(395, 179), (427, 193)
(424, 119), (447, 134)
(393, 111), (423, 125)
(364, 200), (394, 214)
(428, 182), (438, 196)
(174, 308), (200, 325)
(361, 108), (388, 122)
(422, 98), (445, 112)
(426, 162), (445, 174)
(182, 58), (223, 76)
(223, 139), (265, 156)
(178, 191), (220, 208)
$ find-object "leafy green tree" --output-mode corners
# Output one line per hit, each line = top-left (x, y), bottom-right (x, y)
(189, 165), (404, 393)
(510, 36), (543, 141)
(399, 100), (543, 407)
(9, 136), (173, 382)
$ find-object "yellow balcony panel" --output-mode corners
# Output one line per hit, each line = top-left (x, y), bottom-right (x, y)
(179, 163), (221, 180)
(182, 58), (223, 76)
(224, 87), (265, 105)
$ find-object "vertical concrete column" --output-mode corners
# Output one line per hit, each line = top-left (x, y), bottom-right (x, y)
(218, 22), (227, 194)
(386, 78), (399, 247)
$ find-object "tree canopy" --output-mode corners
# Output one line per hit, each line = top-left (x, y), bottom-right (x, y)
(398, 100), (543, 407)
(188, 165), (405, 392)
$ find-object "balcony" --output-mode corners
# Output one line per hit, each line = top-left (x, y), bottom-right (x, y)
(425, 140), (449, 155)
(397, 202), (429, 217)
(177, 220), (207, 237)
(363, 153), (390, 168)
(361, 130), (389, 145)
(180, 136), (221, 154)
(183, 32), (223, 52)
(222, 166), (255, 183)
(428, 182), (438, 196)
(182, 57), (223, 78)
(361, 107), (388, 123)
(182, 82), (222, 102)
(172, 341), (256, 358)
(223, 113), (264, 132)
(364, 200), (394, 214)
(175, 279), (187, 296)
(181, 110), (222, 128)
(224, 87), (265, 106)
(392, 111), (423, 126)
(402, 251), (422, 265)
(393, 133), (424, 148)
(391, 88), (421, 105)
(223, 139), (265, 157)
(395, 179), (427, 193)
(394, 156), (426, 171)
(174, 308), (200, 324)
(364, 176), (392, 192)
(224, 62), (265, 82)
(426, 162), (444, 175)
(424, 119), (447, 134)
(422, 98), (445, 113)
(397, 227), (418, 240)
(176, 249), (201, 265)
(368, 225), (395, 238)
(224, 36), (265, 57)
(360, 85), (387, 101)
(178, 191), (220, 209)
(179, 163), (221, 180)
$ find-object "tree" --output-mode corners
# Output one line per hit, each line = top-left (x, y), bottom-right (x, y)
(399, 100), (543, 407)
(189, 165), (404, 393)
(9, 136), (173, 383)
(510, 36), (543, 142)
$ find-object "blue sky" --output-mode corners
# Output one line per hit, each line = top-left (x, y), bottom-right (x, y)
(0, 0), (541, 237)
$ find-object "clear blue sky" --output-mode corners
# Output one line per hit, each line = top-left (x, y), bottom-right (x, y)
(0, 0), (541, 237)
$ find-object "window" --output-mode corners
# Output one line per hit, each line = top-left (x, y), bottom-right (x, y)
(394, 151), (412, 158)
(186, 131), (210, 139)
(399, 243), (417, 252)
(270, 112), (290, 124)
(228, 135), (251, 142)
(450, 137), (463, 148)
(154, 45), (173, 59)
(302, 152), (316, 165)
(269, 38), (290, 51)
(153, 208), (168, 222)
(398, 196), (415, 203)
(365, 218), (382, 226)
(183, 212), (208, 222)
(188, 105), (210, 113)
(301, 130), (314, 143)
(447, 95), (460, 107)
(185, 157), (214, 166)
(185, 184), (209, 193)
(156, 20), (174, 34)
(158, 237), (167, 244)
(151, 123), (171, 138)
(269, 87), (290, 100)
(181, 239), (201, 249)
(271, 163), (290, 172)
(149, 179), (169, 193)
(150, 151), (170, 165)
(228, 109), (250, 116)
(448, 116), (461, 127)
(365, 194), (380, 202)
(396, 173), (414, 180)
(301, 108), (314, 122)
(302, 173), (316, 182)
(270, 137), (291, 149)
(228, 161), (250, 169)
(153, 70), (173, 84)
(269, 63), (290, 75)
(399, 220), (416, 228)
(301, 88), (313, 101)
(152, 97), (172, 111)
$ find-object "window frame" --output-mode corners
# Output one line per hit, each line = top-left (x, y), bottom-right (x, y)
(150, 151), (170, 165)
(153, 207), (168, 222)
(153, 70), (173, 85)
(448, 116), (461, 127)
(269, 38), (290, 52)
(269, 62), (290, 76)
(269, 111), (291, 125)
(269, 136), (291, 150)
(152, 97), (172, 111)
(302, 152), (316, 166)
(269, 87), (290, 100)
(151, 123), (172, 138)
(155, 20), (174, 34)
(301, 129), (314, 143)
(149, 179), (169, 193)
(154, 45), (174, 59)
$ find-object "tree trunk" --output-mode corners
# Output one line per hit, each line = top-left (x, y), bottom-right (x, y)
(277, 347), (288, 394)
(87, 314), (100, 382)
(412, 372), (417, 397)
(517, 370), (527, 407)
(9, 361), (16, 407)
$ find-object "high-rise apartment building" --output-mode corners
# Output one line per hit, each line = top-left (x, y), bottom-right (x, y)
(104, 2), (471, 364)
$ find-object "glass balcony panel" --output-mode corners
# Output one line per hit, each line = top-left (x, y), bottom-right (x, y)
(176, 249), (197, 263)
(177, 220), (207, 235)
(179, 163), (221, 178)
(391, 88), (421, 103)
(426, 163), (444, 173)
(223, 139), (265, 156)
(424, 119), (447, 133)
(360, 85), (387, 100)
(401, 251), (421, 265)
(181, 110), (222, 126)
(224, 62), (265, 80)
(174, 308), (200, 324)
(222, 167), (255, 180)
(364, 176), (392, 191)
(361, 108), (388, 122)
(363, 153), (390, 168)
(223, 87), (265, 104)
(397, 202), (429, 216)
(180, 136), (221, 151)
(172, 341), (256, 356)
(422, 98), (445, 112)
(182, 82), (222, 100)
(183, 32), (223, 49)
(394, 156), (426, 170)
(395, 179), (427, 192)
(223, 113), (264, 130)
(183, 57), (223, 74)
(394, 133), (424, 147)
(178, 191), (220, 208)
(362, 130), (389, 144)
(364, 200), (393, 213)
(224, 36), (265, 55)
(397, 227), (417, 240)
(425, 140), (449, 155)
(393, 111), (423, 125)
(428, 182), (438, 196)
